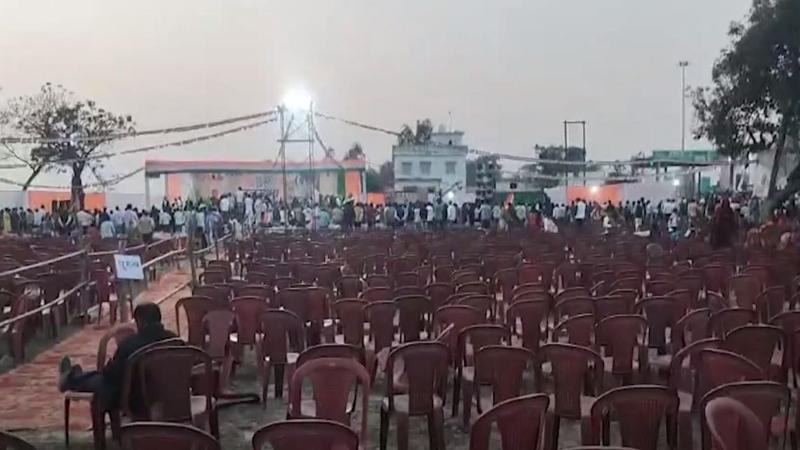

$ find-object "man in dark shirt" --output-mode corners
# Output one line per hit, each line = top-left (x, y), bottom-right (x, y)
(58, 302), (177, 412)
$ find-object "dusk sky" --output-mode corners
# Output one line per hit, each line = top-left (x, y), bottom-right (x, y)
(0, 0), (752, 192)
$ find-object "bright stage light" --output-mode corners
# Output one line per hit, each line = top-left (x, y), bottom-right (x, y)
(281, 88), (313, 111)
(446, 191), (455, 200)
(589, 185), (599, 194)
(672, 179), (681, 187)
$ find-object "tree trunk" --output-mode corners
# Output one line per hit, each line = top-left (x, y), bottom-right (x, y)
(729, 160), (735, 192)
(71, 165), (85, 209)
(764, 173), (800, 218)
(767, 121), (790, 197)
(21, 165), (44, 191)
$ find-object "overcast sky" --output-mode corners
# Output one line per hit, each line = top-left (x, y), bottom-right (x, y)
(0, 0), (752, 192)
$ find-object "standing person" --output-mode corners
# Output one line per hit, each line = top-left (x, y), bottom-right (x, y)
(173, 208), (186, 234)
(712, 198), (738, 249)
(219, 194), (230, 221)
(159, 208), (172, 233)
(447, 202), (457, 226)
(138, 212), (155, 244)
(244, 194), (254, 228)
(366, 203), (376, 229)
(426, 202), (434, 229)
(99, 211), (115, 240)
(634, 199), (645, 231)
(575, 198), (587, 229)
(354, 202), (364, 230)
(492, 203), (502, 229)
(342, 198), (355, 231)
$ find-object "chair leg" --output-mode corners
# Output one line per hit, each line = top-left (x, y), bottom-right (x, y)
(261, 362), (271, 408)
(433, 408), (446, 450)
(396, 412), (409, 450)
(461, 379), (472, 430)
(451, 373), (460, 417)
(543, 412), (558, 450)
(379, 408), (389, 450)
(64, 397), (71, 448)
(209, 408), (220, 438)
(274, 364), (285, 398)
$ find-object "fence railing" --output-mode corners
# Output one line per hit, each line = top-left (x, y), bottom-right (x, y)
(0, 233), (223, 366)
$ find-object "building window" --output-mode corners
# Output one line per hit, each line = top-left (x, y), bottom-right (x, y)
(446, 161), (456, 174)
(420, 161), (431, 175)
(401, 162), (412, 175)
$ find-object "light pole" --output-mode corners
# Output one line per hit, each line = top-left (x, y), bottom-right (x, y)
(678, 61), (689, 152)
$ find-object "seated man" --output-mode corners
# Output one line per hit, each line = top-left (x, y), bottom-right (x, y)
(58, 302), (178, 414)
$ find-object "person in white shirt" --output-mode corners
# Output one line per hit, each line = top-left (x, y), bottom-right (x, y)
(159, 210), (172, 232)
(173, 209), (186, 234)
(426, 203), (434, 228)
(99, 217), (115, 239)
(244, 195), (254, 222)
(235, 187), (245, 206)
(447, 203), (457, 224)
(574, 198), (587, 228)
(220, 195), (230, 219)
(76, 209), (94, 234)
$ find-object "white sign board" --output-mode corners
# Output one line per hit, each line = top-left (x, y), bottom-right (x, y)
(114, 254), (144, 280)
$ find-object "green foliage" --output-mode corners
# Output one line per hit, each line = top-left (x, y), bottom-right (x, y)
(693, 0), (800, 200)
(344, 142), (365, 160)
(1, 83), (134, 205)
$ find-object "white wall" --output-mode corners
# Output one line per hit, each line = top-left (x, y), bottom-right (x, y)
(0, 191), (25, 208)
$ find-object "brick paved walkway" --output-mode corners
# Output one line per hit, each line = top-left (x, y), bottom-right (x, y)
(0, 269), (191, 431)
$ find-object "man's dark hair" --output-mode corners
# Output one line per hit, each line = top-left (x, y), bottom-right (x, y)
(133, 303), (162, 326)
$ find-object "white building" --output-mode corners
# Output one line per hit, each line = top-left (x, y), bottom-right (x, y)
(393, 127), (468, 202)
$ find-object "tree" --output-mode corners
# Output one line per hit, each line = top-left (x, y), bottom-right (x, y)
(525, 144), (587, 188)
(1, 83), (134, 207)
(694, 0), (800, 214)
(344, 142), (365, 160)
(396, 118), (434, 146)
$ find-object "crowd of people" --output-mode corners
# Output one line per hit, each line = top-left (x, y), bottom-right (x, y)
(2, 185), (796, 254)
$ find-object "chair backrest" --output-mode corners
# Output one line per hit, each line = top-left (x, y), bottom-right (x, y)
(674, 307), (710, 349)
(456, 324), (510, 368)
(554, 313), (595, 347)
(668, 338), (721, 395)
(202, 309), (236, 360)
(435, 305), (483, 355)
(595, 314), (647, 376)
(474, 345), (535, 403)
(192, 285), (229, 305)
(540, 343), (604, 419)
(636, 295), (677, 351)
(134, 346), (213, 423)
(97, 324), (136, 368)
(385, 342), (449, 415)
(396, 295), (432, 342)
(425, 282), (455, 310)
(332, 299), (366, 347)
(722, 324), (784, 373)
(361, 286), (391, 303)
(231, 296), (269, 345)
(588, 385), (678, 450)
(699, 381), (789, 450)
(555, 297), (594, 320)
(288, 357), (370, 447)
(364, 301), (397, 353)
(704, 397), (769, 450)
(237, 285), (272, 303)
(0, 430), (37, 450)
(468, 394), (550, 450)
(252, 419), (359, 450)
(506, 300), (549, 351)
(120, 422), (220, 450)
(259, 309), (306, 364)
(456, 294), (494, 319)
(709, 308), (756, 338)
(295, 343), (362, 369)
(730, 274), (760, 310)
(755, 285), (786, 320)
(175, 296), (222, 346)
(697, 349), (764, 397)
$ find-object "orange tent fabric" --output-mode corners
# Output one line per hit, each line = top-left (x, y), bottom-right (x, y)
(344, 170), (363, 201)
(567, 185), (620, 205)
(26, 191), (105, 212)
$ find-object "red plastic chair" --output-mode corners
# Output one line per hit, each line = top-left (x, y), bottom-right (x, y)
(755, 285), (786, 321)
(506, 300), (549, 351)
(468, 394), (550, 450)
(594, 295), (630, 324)
(636, 295), (678, 355)
(192, 285), (230, 305)
(697, 349), (765, 399)
(699, 381), (789, 450)
(674, 308), (710, 349)
(379, 342), (449, 450)
(288, 357), (370, 447)
(668, 338), (721, 450)
(202, 309), (236, 390)
(0, 431), (37, 450)
(452, 324), (510, 418)
(595, 314), (648, 384)
(721, 325), (784, 376)
(237, 285), (272, 303)
(555, 297), (595, 321)
(363, 301), (396, 378)
(462, 345), (535, 428)
(252, 419), (359, 450)
(258, 309), (306, 404)
(435, 305), (483, 357)
(553, 313), (595, 347)
(587, 385), (678, 450)
(362, 286), (392, 303)
(730, 274), (760, 310)
(539, 343), (605, 450)
(425, 282), (455, 312)
(704, 397), (768, 450)
(708, 308), (756, 338)
(332, 299), (366, 347)
(396, 295), (433, 342)
(64, 324), (136, 447)
(456, 294), (494, 320)
(366, 274), (392, 288)
(120, 422), (219, 450)
(175, 296), (225, 347)
(130, 346), (219, 437)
